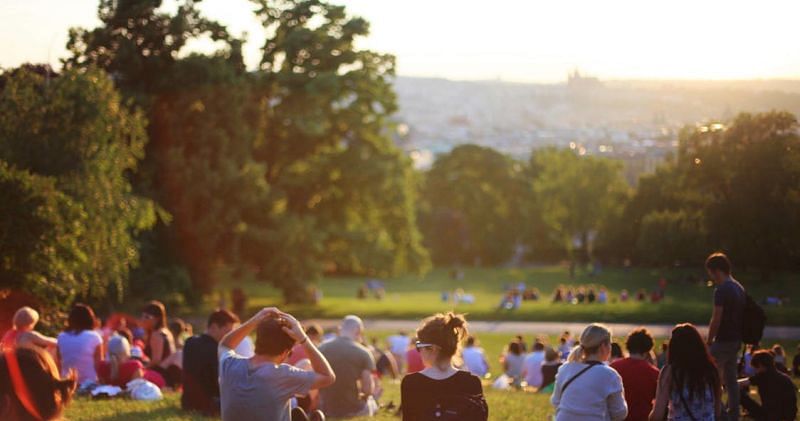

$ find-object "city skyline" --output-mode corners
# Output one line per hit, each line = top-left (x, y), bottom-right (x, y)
(3, 0), (800, 83)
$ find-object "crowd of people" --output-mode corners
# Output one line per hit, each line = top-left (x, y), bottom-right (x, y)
(1, 252), (798, 421)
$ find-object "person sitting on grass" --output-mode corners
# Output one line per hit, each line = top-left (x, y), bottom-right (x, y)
(400, 312), (487, 421)
(522, 339), (546, 389)
(97, 335), (143, 388)
(140, 301), (179, 387)
(738, 349), (797, 421)
(1, 306), (57, 352)
(319, 315), (377, 418)
(219, 307), (335, 421)
(0, 346), (77, 420)
(649, 323), (720, 421)
(538, 347), (562, 393)
(181, 309), (239, 416)
(57, 304), (104, 384)
(462, 335), (490, 378)
(551, 323), (627, 421)
(501, 341), (526, 387)
(610, 327), (659, 421)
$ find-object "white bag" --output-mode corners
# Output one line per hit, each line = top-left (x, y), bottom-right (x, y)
(126, 378), (163, 401)
(492, 374), (511, 390)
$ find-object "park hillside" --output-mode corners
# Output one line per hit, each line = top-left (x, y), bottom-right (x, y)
(1, 0), (800, 331)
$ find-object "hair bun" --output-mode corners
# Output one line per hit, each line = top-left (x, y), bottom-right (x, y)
(445, 312), (466, 330)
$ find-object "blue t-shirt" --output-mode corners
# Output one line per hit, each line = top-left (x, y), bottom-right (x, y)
(713, 278), (745, 342)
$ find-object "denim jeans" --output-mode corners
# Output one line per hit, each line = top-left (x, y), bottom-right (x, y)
(712, 340), (741, 421)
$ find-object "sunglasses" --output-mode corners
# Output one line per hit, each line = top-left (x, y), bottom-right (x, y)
(415, 341), (436, 352)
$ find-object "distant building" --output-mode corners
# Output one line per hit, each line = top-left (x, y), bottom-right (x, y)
(567, 68), (603, 90)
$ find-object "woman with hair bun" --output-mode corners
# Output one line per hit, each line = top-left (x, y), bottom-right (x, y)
(0, 346), (77, 420)
(400, 312), (488, 421)
(551, 323), (628, 421)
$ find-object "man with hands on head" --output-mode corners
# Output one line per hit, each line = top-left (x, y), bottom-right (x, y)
(218, 307), (336, 421)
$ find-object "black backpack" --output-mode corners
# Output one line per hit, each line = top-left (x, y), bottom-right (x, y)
(741, 293), (766, 345)
(426, 393), (488, 421)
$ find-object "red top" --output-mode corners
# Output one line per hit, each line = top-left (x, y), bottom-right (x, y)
(1, 330), (19, 351)
(97, 360), (144, 387)
(610, 357), (659, 421)
(406, 348), (425, 374)
(288, 343), (309, 366)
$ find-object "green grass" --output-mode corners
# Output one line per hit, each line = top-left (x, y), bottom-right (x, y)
(208, 266), (800, 325)
(65, 331), (800, 420)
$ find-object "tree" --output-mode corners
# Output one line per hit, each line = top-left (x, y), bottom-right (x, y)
(420, 144), (525, 265)
(0, 67), (156, 305)
(680, 112), (800, 278)
(529, 148), (629, 274)
(66, 0), (430, 302)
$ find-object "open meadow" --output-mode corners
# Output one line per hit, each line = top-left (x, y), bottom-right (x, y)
(212, 266), (800, 326)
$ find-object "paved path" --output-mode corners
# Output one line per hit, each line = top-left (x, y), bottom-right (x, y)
(306, 319), (800, 340)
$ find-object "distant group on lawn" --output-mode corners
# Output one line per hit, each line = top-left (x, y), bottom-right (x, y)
(1, 252), (798, 421)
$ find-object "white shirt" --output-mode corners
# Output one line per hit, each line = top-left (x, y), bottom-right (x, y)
(523, 350), (546, 387)
(462, 346), (489, 377)
(57, 330), (103, 383)
(235, 335), (255, 358)
(387, 334), (410, 355)
(550, 361), (627, 421)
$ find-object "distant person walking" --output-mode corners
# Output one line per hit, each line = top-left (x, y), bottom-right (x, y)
(705, 252), (745, 420)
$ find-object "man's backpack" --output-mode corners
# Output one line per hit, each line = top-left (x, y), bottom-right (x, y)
(741, 293), (766, 345)
(426, 393), (488, 421)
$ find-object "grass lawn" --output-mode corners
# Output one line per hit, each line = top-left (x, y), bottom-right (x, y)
(209, 266), (800, 325)
(65, 331), (800, 421)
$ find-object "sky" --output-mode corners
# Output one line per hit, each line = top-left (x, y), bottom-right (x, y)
(3, 0), (800, 83)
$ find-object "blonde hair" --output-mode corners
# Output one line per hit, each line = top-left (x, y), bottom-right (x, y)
(107, 336), (131, 381)
(13, 307), (39, 330)
(568, 323), (612, 363)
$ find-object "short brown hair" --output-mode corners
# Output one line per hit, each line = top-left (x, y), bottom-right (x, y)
(207, 309), (239, 328)
(750, 350), (775, 369)
(625, 327), (655, 355)
(0, 347), (76, 420)
(416, 312), (467, 362)
(705, 252), (731, 275)
(255, 319), (295, 356)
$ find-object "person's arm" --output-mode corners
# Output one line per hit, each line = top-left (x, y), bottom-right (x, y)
(279, 312), (336, 390)
(27, 331), (57, 348)
(360, 368), (375, 396)
(649, 366), (671, 421)
(607, 376), (628, 421)
(150, 332), (165, 365)
(94, 333), (105, 368)
(219, 307), (280, 352)
(707, 305), (723, 345)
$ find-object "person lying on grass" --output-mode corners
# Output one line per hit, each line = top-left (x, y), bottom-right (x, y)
(218, 307), (335, 421)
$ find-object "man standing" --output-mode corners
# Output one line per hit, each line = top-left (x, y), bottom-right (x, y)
(319, 315), (377, 418)
(705, 252), (745, 421)
(181, 309), (239, 415)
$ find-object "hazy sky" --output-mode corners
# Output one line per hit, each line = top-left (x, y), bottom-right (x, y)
(3, 0), (800, 83)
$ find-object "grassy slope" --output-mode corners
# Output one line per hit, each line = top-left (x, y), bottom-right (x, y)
(211, 266), (800, 325)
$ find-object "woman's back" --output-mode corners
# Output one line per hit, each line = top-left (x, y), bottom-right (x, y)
(551, 361), (627, 421)
(668, 385), (715, 421)
(57, 330), (102, 383)
(401, 370), (486, 421)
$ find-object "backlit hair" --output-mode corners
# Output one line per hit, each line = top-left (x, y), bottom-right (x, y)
(13, 307), (39, 329)
(568, 323), (612, 362)
(0, 347), (76, 420)
(416, 312), (468, 363)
